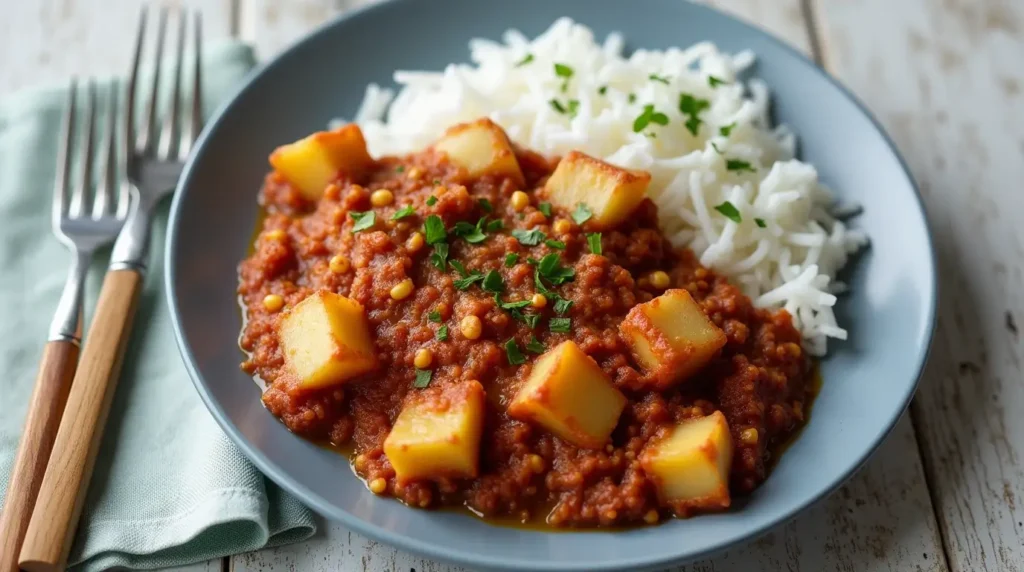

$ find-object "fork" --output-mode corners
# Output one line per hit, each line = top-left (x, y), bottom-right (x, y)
(18, 7), (204, 571)
(0, 80), (129, 572)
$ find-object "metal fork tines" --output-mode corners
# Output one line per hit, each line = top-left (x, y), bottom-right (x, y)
(110, 5), (203, 272)
(50, 79), (130, 343)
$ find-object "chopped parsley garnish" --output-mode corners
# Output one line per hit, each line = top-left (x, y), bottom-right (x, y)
(482, 270), (505, 293)
(719, 122), (736, 137)
(437, 325), (449, 341)
(453, 218), (489, 243)
(628, 93), (637, 104)
(504, 338), (527, 365)
(395, 165), (405, 173)
(423, 215), (447, 244)
(679, 93), (711, 136)
(523, 314), (541, 328)
(427, 310), (442, 323)
(553, 298), (573, 315)
(708, 75), (727, 87)
(512, 227), (546, 246)
(632, 104), (669, 133)
(525, 336), (546, 354)
(391, 205), (416, 220)
(486, 219), (504, 232)
(549, 318), (571, 333)
(453, 272), (484, 291)
(598, 85), (608, 95)
(571, 203), (593, 225)
(349, 211), (376, 233)
(536, 253), (575, 285)
(714, 201), (742, 224)
(538, 202), (553, 218)
(426, 195), (438, 206)
(586, 232), (602, 254)
(515, 53), (534, 67)
(755, 218), (767, 228)
(496, 296), (532, 311)
(449, 259), (470, 277)
(478, 198), (493, 213)
(726, 159), (756, 173)
(545, 239), (566, 250)
(549, 99), (580, 118)
(554, 63), (574, 78)
(649, 73), (671, 85)
(433, 179), (441, 185)
(429, 243), (449, 270)
(505, 253), (519, 267)
(413, 369), (432, 388)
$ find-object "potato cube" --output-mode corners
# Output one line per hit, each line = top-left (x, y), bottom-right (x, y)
(640, 411), (733, 513)
(620, 289), (726, 389)
(269, 124), (374, 200)
(434, 118), (524, 185)
(278, 291), (377, 389)
(384, 381), (486, 482)
(543, 151), (650, 229)
(508, 341), (626, 449)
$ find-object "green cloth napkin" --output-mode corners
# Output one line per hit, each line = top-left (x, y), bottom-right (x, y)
(0, 41), (317, 571)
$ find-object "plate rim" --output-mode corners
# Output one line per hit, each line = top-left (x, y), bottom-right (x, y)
(165, 0), (939, 569)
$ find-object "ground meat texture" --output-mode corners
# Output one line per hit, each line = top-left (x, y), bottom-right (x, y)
(238, 147), (812, 528)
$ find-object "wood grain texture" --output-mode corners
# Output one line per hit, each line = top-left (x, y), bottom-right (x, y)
(19, 270), (144, 572)
(811, 0), (1024, 570)
(230, 1), (948, 569)
(0, 341), (79, 572)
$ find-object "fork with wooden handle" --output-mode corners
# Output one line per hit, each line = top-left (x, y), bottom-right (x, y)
(17, 7), (204, 572)
(0, 81), (129, 572)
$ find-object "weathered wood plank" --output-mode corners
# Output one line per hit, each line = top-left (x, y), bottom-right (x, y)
(812, 0), (1024, 570)
(231, 1), (947, 569)
(0, 0), (234, 95)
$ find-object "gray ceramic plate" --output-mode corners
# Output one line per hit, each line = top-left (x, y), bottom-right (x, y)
(166, 0), (937, 569)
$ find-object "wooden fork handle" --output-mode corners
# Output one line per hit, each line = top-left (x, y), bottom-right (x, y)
(19, 269), (143, 572)
(0, 341), (79, 572)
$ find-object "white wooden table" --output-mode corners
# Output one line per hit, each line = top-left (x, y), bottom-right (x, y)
(4, 0), (1022, 570)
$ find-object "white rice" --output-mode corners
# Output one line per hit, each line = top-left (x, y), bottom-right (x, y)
(344, 18), (867, 355)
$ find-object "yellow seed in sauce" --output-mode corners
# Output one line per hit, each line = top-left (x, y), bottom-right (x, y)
(460, 315), (483, 340)
(414, 349), (433, 369)
(369, 478), (387, 494)
(406, 232), (425, 253)
(264, 229), (286, 241)
(644, 510), (660, 524)
(329, 254), (350, 273)
(649, 270), (671, 289)
(511, 191), (530, 211)
(262, 294), (284, 312)
(740, 427), (759, 445)
(370, 189), (394, 207)
(528, 454), (545, 473)
(553, 219), (571, 235)
(531, 293), (547, 309)
(390, 279), (415, 300)
(407, 167), (423, 180)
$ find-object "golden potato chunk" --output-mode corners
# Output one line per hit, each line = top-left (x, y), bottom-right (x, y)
(384, 381), (486, 482)
(434, 118), (524, 185)
(640, 411), (734, 514)
(278, 291), (377, 389)
(543, 150), (650, 229)
(269, 124), (374, 200)
(508, 341), (626, 449)
(620, 289), (726, 389)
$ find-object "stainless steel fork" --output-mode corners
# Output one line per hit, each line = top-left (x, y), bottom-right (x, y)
(0, 80), (128, 572)
(19, 7), (204, 571)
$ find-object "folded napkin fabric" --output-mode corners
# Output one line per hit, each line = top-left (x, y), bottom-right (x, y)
(0, 40), (316, 571)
